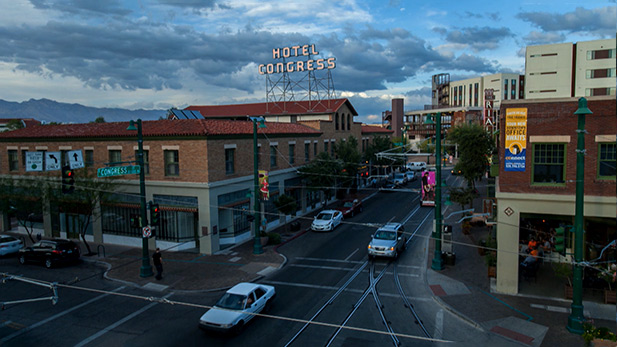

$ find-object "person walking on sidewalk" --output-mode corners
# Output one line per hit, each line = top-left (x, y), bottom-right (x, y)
(153, 248), (163, 280)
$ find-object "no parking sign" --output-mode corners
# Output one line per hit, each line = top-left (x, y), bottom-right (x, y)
(142, 226), (151, 238)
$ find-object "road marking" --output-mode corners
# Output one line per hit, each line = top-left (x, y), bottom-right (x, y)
(294, 256), (420, 269)
(434, 309), (443, 339)
(529, 303), (570, 313)
(289, 263), (420, 277)
(263, 280), (430, 301)
(344, 248), (359, 261)
(1, 286), (126, 344)
(74, 292), (174, 347)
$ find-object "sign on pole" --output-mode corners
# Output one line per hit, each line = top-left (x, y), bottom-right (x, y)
(45, 151), (61, 171)
(142, 226), (152, 238)
(97, 165), (141, 178)
(25, 152), (44, 172)
(68, 150), (84, 169)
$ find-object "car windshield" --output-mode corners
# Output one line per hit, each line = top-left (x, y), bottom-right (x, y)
(394, 173), (404, 179)
(316, 213), (333, 220)
(343, 202), (354, 208)
(0, 236), (17, 243)
(215, 293), (247, 310)
(374, 230), (396, 240)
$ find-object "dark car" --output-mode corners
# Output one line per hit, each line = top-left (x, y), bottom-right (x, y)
(379, 181), (397, 193)
(18, 239), (80, 268)
(336, 199), (363, 218)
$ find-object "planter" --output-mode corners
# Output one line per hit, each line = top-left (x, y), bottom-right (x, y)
(260, 236), (269, 246)
(591, 338), (617, 347)
(565, 284), (573, 299)
(488, 266), (496, 278)
(604, 289), (616, 304)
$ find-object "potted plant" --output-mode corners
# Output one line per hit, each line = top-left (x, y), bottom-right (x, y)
(553, 262), (573, 299)
(582, 321), (617, 347)
(484, 236), (497, 277)
(598, 264), (616, 304)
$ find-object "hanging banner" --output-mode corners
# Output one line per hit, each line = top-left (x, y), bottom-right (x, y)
(258, 170), (269, 200)
(505, 108), (527, 172)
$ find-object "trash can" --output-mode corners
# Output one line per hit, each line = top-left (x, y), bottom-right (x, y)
(442, 252), (456, 266)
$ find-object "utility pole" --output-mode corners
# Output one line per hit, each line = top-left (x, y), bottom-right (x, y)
(431, 113), (444, 270)
(250, 117), (265, 255)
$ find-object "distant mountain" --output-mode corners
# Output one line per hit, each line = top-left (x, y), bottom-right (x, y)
(0, 98), (166, 124)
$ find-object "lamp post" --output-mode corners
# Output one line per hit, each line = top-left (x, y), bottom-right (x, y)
(567, 97), (592, 334)
(425, 113), (444, 270)
(250, 116), (266, 255)
(127, 119), (153, 278)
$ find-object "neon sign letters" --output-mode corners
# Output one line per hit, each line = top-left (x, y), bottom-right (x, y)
(258, 44), (336, 75)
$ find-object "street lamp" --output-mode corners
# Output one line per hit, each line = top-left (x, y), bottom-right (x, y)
(249, 116), (267, 255)
(425, 113), (444, 270)
(127, 119), (153, 278)
(567, 97), (592, 334)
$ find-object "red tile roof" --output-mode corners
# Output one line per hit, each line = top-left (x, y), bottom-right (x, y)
(0, 119), (321, 140)
(0, 118), (41, 127)
(185, 98), (357, 118)
(362, 125), (393, 134)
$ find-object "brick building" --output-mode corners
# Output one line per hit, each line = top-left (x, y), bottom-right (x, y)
(495, 96), (616, 294)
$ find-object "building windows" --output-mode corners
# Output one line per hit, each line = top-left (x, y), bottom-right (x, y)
(598, 143), (616, 179)
(532, 143), (565, 184)
(587, 49), (616, 60)
(108, 150), (121, 164)
(474, 83), (479, 106)
(341, 113), (345, 131)
(586, 68), (616, 79)
(324, 141), (328, 154)
(85, 150), (94, 167)
(304, 143), (310, 162)
(135, 150), (149, 174)
(331, 140), (335, 156)
(270, 145), (277, 167)
(8, 150), (18, 171)
(511, 79), (516, 99)
(335, 113), (339, 130)
(164, 150), (179, 176)
(289, 143), (295, 165)
(585, 88), (616, 96)
(225, 148), (235, 175)
(503, 79), (508, 100)
(313, 142), (317, 156)
(21, 150), (28, 169)
(469, 84), (472, 105)
(347, 114), (351, 130)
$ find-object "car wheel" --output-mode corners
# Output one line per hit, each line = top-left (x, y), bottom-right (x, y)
(18, 255), (26, 265)
(232, 321), (245, 335)
(44, 258), (53, 269)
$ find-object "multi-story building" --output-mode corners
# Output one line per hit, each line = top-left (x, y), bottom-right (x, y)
(0, 99), (392, 254)
(495, 96), (616, 294)
(525, 38), (616, 99)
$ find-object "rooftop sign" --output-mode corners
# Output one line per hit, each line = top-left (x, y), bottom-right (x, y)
(258, 44), (336, 75)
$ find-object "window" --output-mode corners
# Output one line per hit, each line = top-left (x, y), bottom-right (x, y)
(85, 150), (94, 167)
(270, 145), (277, 167)
(314, 142), (317, 156)
(598, 143), (616, 179)
(335, 113), (339, 130)
(288, 144), (295, 165)
(21, 150), (28, 169)
(532, 144), (565, 184)
(503, 79), (508, 100)
(331, 140), (335, 156)
(108, 150), (121, 164)
(587, 49), (615, 60)
(324, 141), (328, 153)
(347, 114), (351, 130)
(164, 150), (179, 176)
(511, 79), (516, 99)
(135, 150), (149, 174)
(8, 150), (18, 171)
(304, 143), (310, 162)
(585, 87), (616, 96)
(341, 113), (345, 131)
(586, 68), (615, 79)
(225, 148), (235, 174)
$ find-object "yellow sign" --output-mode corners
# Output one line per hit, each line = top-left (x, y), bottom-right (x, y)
(505, 108), (527, 171)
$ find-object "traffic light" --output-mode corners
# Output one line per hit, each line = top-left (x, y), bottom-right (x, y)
(61, 165), (75, 194)
(150, 203), (160, 225)
(554, 226), (566, 255)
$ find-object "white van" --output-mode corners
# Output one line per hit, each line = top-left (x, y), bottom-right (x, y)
(406, 162), (427, 171)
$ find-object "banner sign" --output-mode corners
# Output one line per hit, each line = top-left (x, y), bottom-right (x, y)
(258, 170), (269, 200)
(505, 108), (527, 171)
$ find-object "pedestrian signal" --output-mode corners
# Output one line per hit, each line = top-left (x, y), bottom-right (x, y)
(61, 166), (75, 194)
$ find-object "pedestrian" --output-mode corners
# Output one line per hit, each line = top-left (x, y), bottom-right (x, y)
(152, 248), (163, 280)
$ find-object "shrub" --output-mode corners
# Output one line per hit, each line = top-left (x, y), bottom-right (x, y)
(267, 232), (281, 245)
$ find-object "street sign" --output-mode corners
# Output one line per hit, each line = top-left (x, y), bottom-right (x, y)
(68, 150), (84, 169)
(25, 152), (43, 172)
(142, 226), (151, 238)
(45, 151), (61, 171)
(97, 165), (140, 178)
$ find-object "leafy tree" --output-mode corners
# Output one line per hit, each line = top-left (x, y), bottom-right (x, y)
(298, 152), (342, 208)
(447, 187), (478, 210)
(334, 136), (361, 192)
(93, 116), (106, 123)
(364, 136), (396, 175)
(0, 176), (47, 243)
(273, 194), (297, 233)
(447, 123), (495, 189)
(6, 119), (24, 131)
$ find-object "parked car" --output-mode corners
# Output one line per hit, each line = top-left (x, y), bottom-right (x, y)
(393, 172), (407, 186)
(199, 282), (276, 334)
(336, 199), (363, 218)
(379, 180), (397, 193)
(18, 239), (80, 268)
(367, 223), (406, 258)
(0, 235), (23, 256)
(311, 210), (343, 231)
(406, 162), (427, 171)
(451, 164), (462, 175)
(405, 171), (417, 182)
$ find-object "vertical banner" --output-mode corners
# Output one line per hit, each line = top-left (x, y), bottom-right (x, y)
(258, 170), (269, 200)
(505, 108), (527, 171)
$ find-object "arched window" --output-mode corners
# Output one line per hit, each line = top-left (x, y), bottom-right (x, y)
(335, 113), (339, 130)
(341, 112), (345, 131)
(347, 114), (351, 130)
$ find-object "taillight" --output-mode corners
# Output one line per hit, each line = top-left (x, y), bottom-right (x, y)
(52, 250), (62, 254)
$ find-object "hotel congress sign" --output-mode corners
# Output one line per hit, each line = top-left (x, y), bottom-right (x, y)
(258, 44), (336, 75)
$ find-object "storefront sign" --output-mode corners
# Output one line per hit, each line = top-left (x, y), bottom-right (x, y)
(505, 108), (527, 171)
(258, 44), (336, 75)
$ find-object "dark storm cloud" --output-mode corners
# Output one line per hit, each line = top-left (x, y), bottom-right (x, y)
(516, 6), (616, 37)
(443, 26), (514, 51)
(29, 0), (131, 16)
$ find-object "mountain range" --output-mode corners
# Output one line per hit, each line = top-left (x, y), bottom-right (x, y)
(0, 98), (166, 124)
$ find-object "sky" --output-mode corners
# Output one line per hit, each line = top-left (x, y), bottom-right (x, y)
(0, 0), (614, 124)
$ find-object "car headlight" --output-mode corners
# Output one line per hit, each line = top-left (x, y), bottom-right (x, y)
(388, 247), (395, 251)
(367, 244), (372, 249)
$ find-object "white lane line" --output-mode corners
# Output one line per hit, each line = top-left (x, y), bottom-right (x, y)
(434, 309), (444, 339)
(263, 280), (430, 301)
(1, 286), (126, 344)
(289, 263), (419, 277)
(294, 257), (420, 269)
(74, 292), (174, 347)
(344, 248), (359, 261)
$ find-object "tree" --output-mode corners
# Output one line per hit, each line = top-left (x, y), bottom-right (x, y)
(298, 152), (342, 208)
(447, 123), (495, 189)
(364, 136), (396, 175)
(447, 186), (477, 210)
(93, 116), (106, 123)
(0, 176), (47, 243)
(334, 136), (361, 193)
(6, 119), (24, 131)
(273, 194), (297, 233)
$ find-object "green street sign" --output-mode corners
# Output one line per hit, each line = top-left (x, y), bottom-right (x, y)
(97, 165), (140, 178)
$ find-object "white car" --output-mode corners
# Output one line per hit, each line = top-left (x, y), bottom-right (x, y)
(311, 210), (343, 231)
(199, 282), (276, 334)
(393, 172), (407, 186)
(368, 223), (407, 259)
(405, 171), (417, 182)
(0, 235), (23, 256)
(406, 162), (427, 171)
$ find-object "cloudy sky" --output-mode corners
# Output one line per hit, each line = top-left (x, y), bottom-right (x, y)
(0, 0), (614, 123)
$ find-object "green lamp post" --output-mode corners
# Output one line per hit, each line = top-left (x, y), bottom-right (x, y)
(425, 113), (444, 270)
(127, 119), (153, 278)
(567, 97), (592, 334)
(250, 116), (266, 255)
